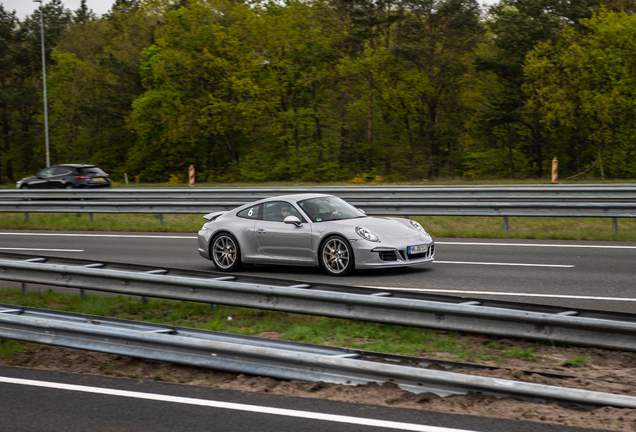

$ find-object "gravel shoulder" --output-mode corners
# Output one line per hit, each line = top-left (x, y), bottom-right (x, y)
(2, 333), (636, 431)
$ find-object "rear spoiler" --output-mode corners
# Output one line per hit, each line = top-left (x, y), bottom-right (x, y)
(203, 212), (224, 221)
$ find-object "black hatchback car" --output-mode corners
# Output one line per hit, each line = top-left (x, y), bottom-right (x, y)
(17, 164), (111, 189)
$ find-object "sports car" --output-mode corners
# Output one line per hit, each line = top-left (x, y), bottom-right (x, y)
(197, 193), (435, 276)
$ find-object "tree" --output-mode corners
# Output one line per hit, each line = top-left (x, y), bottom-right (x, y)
(525, 11), (636, 178)
(391, 0), (484, 179)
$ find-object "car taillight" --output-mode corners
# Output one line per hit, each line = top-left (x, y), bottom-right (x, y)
(104, 174), (109, 177)
(75, 175), (90, 179)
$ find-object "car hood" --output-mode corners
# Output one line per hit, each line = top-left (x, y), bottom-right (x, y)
(328, 217), (429, 241)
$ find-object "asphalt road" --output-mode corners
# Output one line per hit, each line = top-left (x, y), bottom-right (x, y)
(1, 230), (635, 313)
(0, 366), (606, 432)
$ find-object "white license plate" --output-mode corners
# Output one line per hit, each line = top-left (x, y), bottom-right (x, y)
(93, 177), (104, 181)
(408, 244), (428, 254)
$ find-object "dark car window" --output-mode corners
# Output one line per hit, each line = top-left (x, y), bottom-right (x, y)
(38, 167), (55, 178)
(53, 167), (72, 176)
(263, 201), (306, 222)
(78, 167), (107, 176)
(237, 204), (262, 220)
(298, 196), (365, 222)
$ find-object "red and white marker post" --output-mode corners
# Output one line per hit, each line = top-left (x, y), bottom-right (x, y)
(551, 158), (558, 184)
(189, 165), (195, 187)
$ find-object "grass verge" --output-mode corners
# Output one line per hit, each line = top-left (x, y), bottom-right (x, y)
(0, 288), (551, 364)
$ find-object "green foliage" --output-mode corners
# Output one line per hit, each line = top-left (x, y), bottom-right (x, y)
(3, 1), (636, 185)
(525, 11), (636, 179)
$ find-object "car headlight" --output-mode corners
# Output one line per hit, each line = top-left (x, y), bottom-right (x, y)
(410, 220), (429, 235)
(355, 226), (379, 242)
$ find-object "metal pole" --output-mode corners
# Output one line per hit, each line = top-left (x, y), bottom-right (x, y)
(503, 216), (509, 233)
(613, 217), (618, 235)
(34, 0), (50, 167)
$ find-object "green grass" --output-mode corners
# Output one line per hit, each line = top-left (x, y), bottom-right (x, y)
(0, 288), (553, 364)
(561, 356), (590, 368)
(0, 339), (31, 359)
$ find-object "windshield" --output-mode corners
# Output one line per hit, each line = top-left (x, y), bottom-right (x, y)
(298, 196), (365, 222)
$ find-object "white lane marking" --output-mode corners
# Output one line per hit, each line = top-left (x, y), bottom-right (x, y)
(0, 232), (195, 239)
(438, 241), (636, 250)
(0, 376), (477, 432)
(435, 261), (574, 268)
(361, 287), (636, 302)
(0, 248), (84, 252)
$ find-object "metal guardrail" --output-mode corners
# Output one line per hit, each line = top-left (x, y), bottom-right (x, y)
(4, 185), (636, 201)
(2, 303), (636, 409)
(2, 185), (635, 233)
(1, 200), (635, 217)
(1, 258), (636, 352)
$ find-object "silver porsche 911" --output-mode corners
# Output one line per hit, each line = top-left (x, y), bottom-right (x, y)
(197, 193), (435, 276)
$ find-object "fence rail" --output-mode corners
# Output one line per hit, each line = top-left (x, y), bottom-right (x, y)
(3, 303), (636, 408)
(4, 184), (636, 201)
(2, 185), (635, 233)
(1, 258), (636, 352)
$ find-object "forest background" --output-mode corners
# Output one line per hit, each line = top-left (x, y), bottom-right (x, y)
(2, 0), (636, 185)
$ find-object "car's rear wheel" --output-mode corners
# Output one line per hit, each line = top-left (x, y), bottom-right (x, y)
(211, 233), (242, 272)
(65, 184), (74, 189)
(320, 235), (354, 276)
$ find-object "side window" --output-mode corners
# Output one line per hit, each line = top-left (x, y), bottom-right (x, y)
(237, 204), (262, 220)
(263, 201), (305, 222)
(53, 167), (72, 176)
(38, 167), (55, 178)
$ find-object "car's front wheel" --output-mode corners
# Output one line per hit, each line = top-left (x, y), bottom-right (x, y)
(320, 235), (354, 276)
(211, 233), (242, 272)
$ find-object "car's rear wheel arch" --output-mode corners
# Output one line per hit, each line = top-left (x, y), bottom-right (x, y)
(210, 231), (242, 272)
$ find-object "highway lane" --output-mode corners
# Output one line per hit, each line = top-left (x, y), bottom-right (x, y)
(0, 366), (604, 432)
(0, 230), (635, 313)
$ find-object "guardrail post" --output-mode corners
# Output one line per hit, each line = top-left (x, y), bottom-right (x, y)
(80, 289), (86, 300)
(142, 296), (148, 305)
(21, 282), (27, 296)
(25, 212), (29, 222)
(158, 214), (163, 226)
(89, 213), (94, 223)
(612, 217), (618, 235)
(503, 216), (509, 233)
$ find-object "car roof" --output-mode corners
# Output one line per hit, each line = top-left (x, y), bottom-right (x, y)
(54, 164), (97, 168)
(257, 193), (333, 204)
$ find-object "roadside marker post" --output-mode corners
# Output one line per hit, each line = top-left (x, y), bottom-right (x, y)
(551, 157), (558, 183)
(189, 165), (195, 187)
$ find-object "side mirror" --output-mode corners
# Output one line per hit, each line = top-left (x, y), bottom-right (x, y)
(358, 208), (366, 215)
(284, 215), (302, 227)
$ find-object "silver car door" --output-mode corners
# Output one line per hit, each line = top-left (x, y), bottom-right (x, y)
(255, 201), (313, 262)
(234, 204), (263, 260)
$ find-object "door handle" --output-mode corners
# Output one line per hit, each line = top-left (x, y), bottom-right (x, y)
(257, 229), (266, 234)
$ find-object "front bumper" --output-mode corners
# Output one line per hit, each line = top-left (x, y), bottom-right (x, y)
(351, 238), (435, 269)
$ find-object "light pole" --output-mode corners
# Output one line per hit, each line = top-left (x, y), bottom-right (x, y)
(33, 0), (50, 168)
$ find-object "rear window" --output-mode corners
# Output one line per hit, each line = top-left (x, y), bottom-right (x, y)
(78, 167), (107, 176)
(237, 205), (262, 220)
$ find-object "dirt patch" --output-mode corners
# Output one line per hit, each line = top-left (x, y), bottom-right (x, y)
(2, 342), (636, 431)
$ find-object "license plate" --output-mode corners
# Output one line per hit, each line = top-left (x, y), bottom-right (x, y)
(408, 244), (428, 254)
(93, 177), (104, 181)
